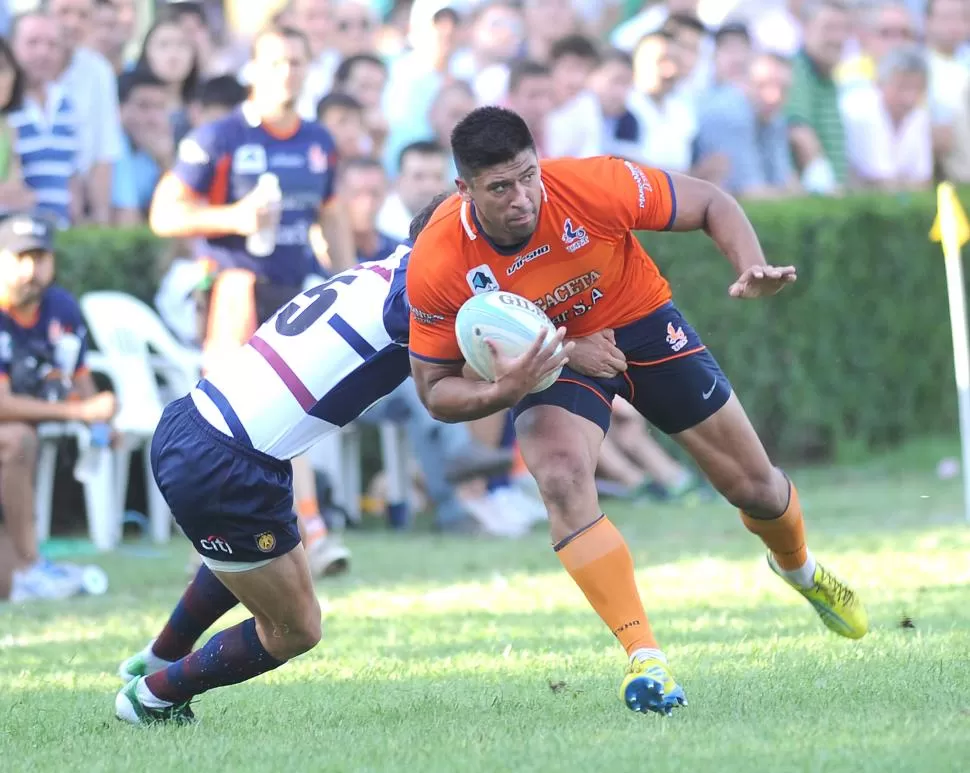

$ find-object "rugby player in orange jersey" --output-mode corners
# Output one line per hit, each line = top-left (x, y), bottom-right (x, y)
(406, 107), (868, 716)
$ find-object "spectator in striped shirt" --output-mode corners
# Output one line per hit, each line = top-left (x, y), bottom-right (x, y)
(46, 0), (125, 226)
(8, 12), (80, 227)
(785, 0), (850, 194)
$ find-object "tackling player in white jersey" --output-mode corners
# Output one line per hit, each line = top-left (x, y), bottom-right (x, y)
(114, 198), (444, 725)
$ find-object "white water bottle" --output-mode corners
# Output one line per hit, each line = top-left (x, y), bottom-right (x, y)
(246, 173), (282, 257)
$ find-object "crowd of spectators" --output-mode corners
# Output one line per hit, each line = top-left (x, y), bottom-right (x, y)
(1, 0), (969, 600)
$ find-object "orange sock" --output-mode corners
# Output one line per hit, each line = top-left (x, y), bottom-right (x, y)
(555, 515), (658, 655)
(297, 497), (327, 547)
(740, 481), (808, 570)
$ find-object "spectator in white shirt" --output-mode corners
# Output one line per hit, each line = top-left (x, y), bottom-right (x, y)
(545, 34), (602, 159)
(840, 45), (932, 191)
(627, 29), (696, 172)
(505, 59), (554, 156)
(924, 0), (970, 162)
(46, 0), (124, 225)
(588, 48), (647, 163)
(662, 12), (711, 103)
(377, 140), (449, 241)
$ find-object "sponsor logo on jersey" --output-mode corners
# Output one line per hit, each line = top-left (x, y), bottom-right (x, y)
(506, 244), (550, 276)
(533, 270), (601, 312)
(308, 144), (329, 173)
(623, 160), (651, 209)
(411, 306), (445, 325)
(200, 536), (234, 554)
(466, 264), (499, 294)
(177, 137), (209, 165)
(666, 322), (688, 352)
(233, 144), (268, 175)
(270, 152), (307, 168)
(561, 218), (589, 253)
(255, 531), (277, 553)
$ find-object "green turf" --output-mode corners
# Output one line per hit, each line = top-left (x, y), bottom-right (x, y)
(2, 441), (970, 773)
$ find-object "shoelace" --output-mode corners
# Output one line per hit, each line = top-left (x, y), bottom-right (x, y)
(817, 568), (855, 607)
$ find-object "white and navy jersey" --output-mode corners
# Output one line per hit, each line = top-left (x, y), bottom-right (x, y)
(190, 245), (412, 460)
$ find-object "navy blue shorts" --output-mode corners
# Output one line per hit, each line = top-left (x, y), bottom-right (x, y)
(150, 395), (299, 564)
(514, 303), (732, 435)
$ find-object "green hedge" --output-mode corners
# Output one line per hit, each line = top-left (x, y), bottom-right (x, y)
(53, 190), (964, 462)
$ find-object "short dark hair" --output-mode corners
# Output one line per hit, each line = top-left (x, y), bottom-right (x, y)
(193, 75), (248, 110)
(409, 192), (451, 242)
(118, 69), (166, 104)
(432, 6), (459, 26)
(252, 21), (311, 59)
(333, 54), (387, 87)
(715, 21), (750, 46)
(0, 36), (25, 114)
(398, 140), (445, 172)
(508, 59), (550, 94)
(549, 34), (600, 66)
(339, 156), (385, 180)
(597, 48), (633, 71)
(664, 13), (708, 36)
(451, 106), (535, 181)
(163, 1), (207, 26)
(93, 0), (116, 8)
(316, 91), (363, 121)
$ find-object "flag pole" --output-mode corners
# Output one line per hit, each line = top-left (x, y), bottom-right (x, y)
(930, 182), (970, 522)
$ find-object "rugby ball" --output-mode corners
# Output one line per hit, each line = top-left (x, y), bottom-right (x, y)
(455, 291), (563, 394)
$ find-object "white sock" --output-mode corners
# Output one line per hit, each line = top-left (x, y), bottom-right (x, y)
(145, 640), (176, 671)
(135, 676), (173, 709)
(630, 647), (666, 664)
(773, 549), (817, 589)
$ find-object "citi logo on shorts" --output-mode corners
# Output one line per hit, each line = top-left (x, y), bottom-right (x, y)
(562, 219), (589, 253)
(199, 536), (233, 554)
(666, 322), (688, 352)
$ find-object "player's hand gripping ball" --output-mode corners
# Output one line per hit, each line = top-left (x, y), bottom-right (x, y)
(456, 291), (563, 393)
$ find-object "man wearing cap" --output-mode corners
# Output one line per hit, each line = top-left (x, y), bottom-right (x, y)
(0, 213), (116, 603)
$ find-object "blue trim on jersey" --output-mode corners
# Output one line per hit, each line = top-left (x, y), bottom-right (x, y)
(408, 350), (465, 365)
(198, 379), (252, 446)
(662, 170), (677, 231)
(328, 314), (377, 358)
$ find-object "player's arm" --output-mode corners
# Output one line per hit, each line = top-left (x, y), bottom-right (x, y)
(663, 172), (796, 297)
(410, 329), (570, 423)
(318, 197), (356, 273)
(0, 376), (113, 423)
(600, 159), (795, 298)
(149, 128), (263, 239)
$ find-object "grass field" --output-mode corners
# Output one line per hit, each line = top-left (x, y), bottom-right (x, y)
(2, 438), (970, 773)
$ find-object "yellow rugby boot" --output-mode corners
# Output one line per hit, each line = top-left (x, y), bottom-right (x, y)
(619, 652), (687, 716)
(769, 556), (869, 639)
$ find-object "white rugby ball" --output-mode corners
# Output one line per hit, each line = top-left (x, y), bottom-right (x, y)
(455, 291), (563, 394)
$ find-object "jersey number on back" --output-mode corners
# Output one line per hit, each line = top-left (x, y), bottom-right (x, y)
(274, 264), (393, 338)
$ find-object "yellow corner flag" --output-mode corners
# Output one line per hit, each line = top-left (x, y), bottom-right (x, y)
(930, 182), (970, 523)
(930, 182), (970, 247)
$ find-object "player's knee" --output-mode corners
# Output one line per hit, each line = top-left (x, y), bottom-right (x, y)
(531, 449), (595, 513)
(290, 600), (323, 655)
(0, 423), (38, 465)
(721, 466), (788, 517)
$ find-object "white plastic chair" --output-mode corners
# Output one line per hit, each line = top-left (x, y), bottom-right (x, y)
(34, 418), (118, 551)
(305, 421), (410, 524)
(80, 291), (201, 545)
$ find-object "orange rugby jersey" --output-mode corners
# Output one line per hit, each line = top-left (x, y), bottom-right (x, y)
(407, 156), (677, 362)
